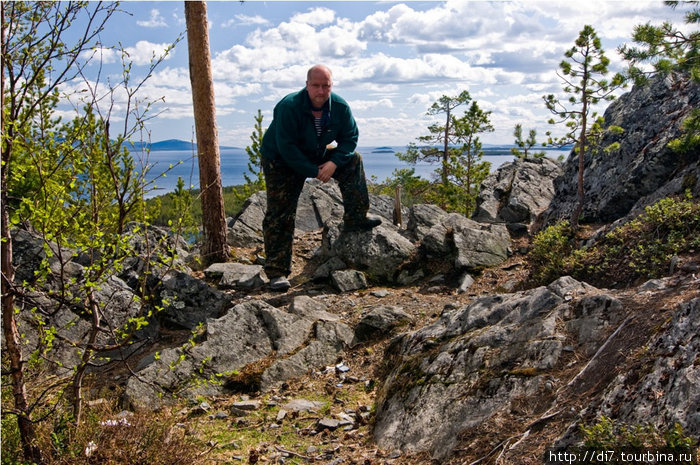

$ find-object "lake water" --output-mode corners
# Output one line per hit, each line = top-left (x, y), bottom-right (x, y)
(137, 145), (570, 197)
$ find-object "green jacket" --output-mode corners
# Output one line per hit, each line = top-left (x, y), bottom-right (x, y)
(261, 88), (359, 178)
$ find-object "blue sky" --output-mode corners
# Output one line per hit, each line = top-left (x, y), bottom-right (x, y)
(61, 1), (688, 147)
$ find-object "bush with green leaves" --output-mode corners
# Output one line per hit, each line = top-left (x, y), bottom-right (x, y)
(580, 416), (697, 464)
(528, 220), (576, 286)
(528, 194), (700, 287)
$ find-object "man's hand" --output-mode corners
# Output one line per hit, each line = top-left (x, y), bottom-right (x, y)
(317, 161), (337, 183)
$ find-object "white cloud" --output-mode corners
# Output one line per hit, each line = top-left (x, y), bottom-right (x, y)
(137, 9), (167, 28)
(222, 14), (270, 28)
(124, 41), (175, 66)
(291, 7), (336, 26)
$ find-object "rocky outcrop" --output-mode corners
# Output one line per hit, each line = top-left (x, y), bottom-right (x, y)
(473, 157), (563, 236)
(124, 296), (355, 411)
(540, 73), (700, 227)
(372, 277), (700, 461)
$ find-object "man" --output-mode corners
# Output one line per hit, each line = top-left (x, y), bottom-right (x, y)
(261, 64), (380, 291)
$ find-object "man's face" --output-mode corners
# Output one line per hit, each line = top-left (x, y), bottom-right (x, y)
(306, 69), (332, 109)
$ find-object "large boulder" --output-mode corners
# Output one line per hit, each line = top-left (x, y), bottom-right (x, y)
(403, 203), (449, 242)
(539, 73), (700, 227)
(320, 222), (417, 283)
(420, 213), (511, 271)
(123, 297), (354, 411)
(472, 157), (562, 236)
(373, 277), (624, 461)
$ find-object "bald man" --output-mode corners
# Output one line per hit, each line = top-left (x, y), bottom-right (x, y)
(260, 64), (380, 291)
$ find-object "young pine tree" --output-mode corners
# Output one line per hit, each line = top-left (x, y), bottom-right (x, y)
(543, 25), (626, 228)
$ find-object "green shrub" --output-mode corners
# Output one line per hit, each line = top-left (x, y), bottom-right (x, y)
(580, 416), (697, 464)
(528, 220), (575, 285)
(527, 194), (700, 287)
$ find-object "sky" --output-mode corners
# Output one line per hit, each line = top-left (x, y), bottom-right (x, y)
(60, 0), (689, 148)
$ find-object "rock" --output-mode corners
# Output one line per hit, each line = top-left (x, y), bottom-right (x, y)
(316, 418), (340, 431)
(227, 180), (401, 247)
(158, 270), (233, 330)
(204, 262), (265, 290)
(373, 277), (626, 461)
(353, 306), (413, 344)
(322, 222), (417, 283)
(371, 289), (390, 298)
(473, 157), (562, 236)
(421, 213), (511, 271)
(287, 295), (338, 321)
(228, 192), (266, 247)
(331, 269), (368, 292)
(403, 204), (449, 242)
(123, 299), (353, 411)
(457, 273), (475, 294)
(552, 297), (700, 452)
(312, 256), (347, 280)
(282, 399), (326, 413)
(232, 400), (261, 411)
(539, 73), (700, 227)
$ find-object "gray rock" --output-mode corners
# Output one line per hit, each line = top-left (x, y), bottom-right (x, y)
(227, 179), (401, 248)
(227, 192), (266, 247)
(353, 306), (413, 344)
(404, 204), (449, 242)
(158, 270), (232, 330)
(539, 73), (700, 227)
(312, 256), (347, 280)
(232, 400), (261, 411)
(288, 295), (338, 321)
(421, 214), (511, 271)
(282, 399), (327, 413)
(322, 222), (417, 283)
(124, 300), (353, 411)
(317, 418), (340, 431)
(205, 262), (265, 290)
(457, 273), (475, 294)
(373, 277), (626, 461)
(331, 269), (368, 292)
(472, 157), (562, 235)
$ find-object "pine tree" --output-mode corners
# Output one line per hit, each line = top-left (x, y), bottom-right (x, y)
(398, 91), (471, 187)
(511, 124), (546, 159)
(543, 25), (625, 228)
(185, 0), (229, 265)
(234, 109), (266, 203)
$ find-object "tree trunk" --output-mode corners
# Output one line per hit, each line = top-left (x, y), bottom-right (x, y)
(185, 0), (229, 265)
(573, 95), (589, 230)
(1, 4), (43, 461)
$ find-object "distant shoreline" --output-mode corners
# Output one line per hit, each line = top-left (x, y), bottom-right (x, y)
(128, 139), (573, 153)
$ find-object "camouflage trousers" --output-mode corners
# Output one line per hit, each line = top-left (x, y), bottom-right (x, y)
(262, 152), (370, 278)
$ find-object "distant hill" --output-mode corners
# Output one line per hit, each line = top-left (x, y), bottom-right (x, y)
(126, 139), (240, 151)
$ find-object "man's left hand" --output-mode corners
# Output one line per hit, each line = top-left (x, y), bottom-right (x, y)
(317, 161), (337, 183)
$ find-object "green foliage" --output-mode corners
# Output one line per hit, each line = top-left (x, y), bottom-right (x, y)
(528, 195), (700, 287)
(399, 91), (472, 187)
(150, 184), (249, 227)
(447, 101), (493, 215)
(620, 2), (700, 84)
(368, 167), (432, 207)
(543, 25), (627, 228)
(233, 109), (266, 204)
(2, 2), (189, 462)
(511, 124), (546, 159)
(581, 416), (697, 462)
(528, 220), (576, 285)
(620, 2), (699, 162)
(394, 93), (492, 215)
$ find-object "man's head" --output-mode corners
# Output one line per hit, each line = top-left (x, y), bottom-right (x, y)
(306, 65), (333, 109)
